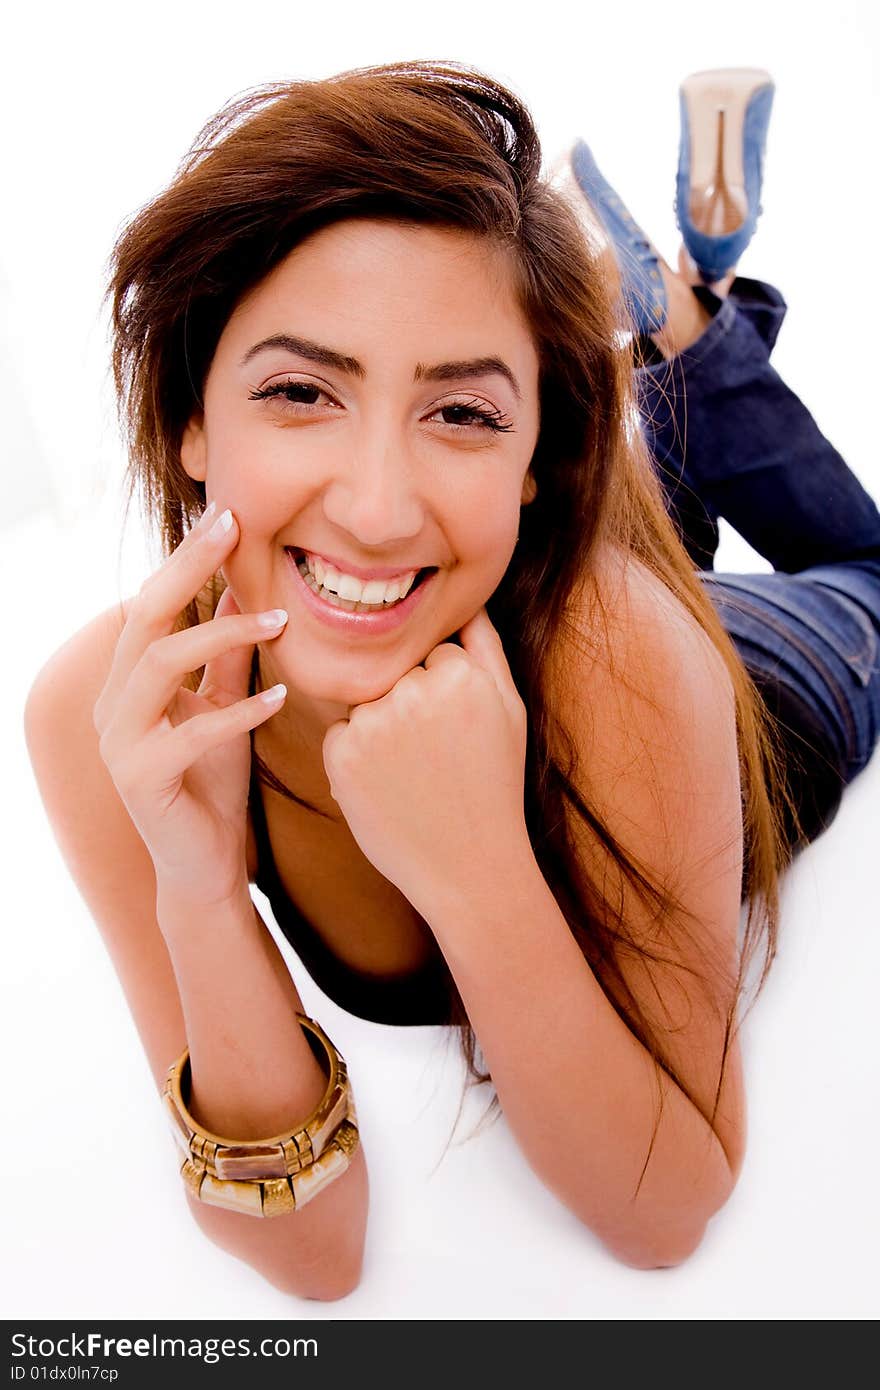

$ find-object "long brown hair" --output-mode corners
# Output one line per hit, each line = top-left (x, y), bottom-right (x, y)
(108, 59), (799, 1173)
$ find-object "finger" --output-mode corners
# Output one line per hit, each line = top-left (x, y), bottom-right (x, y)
(142, 498), (218, 576)
(172, 497), (219, 561)
(421, 641), (469, 671)
(155, 682), (288, 784)
(454, 606), (522, 703)
(200, 587), (277, 708)
(322, 718), (348, 774)
(112, 608), (289, 746)
(100, 507), (240, 718)
(198, 581), (254, 706)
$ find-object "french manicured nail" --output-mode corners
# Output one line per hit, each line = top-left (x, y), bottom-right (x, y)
(257, 609), (288, 629)
(260, 683), (287, 705)
(208, 507), (233, 541)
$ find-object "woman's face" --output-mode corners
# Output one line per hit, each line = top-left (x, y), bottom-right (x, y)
(181, 217), (541, 734)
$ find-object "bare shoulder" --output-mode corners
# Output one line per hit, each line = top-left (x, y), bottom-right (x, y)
(24, 597), (131, 793)
(28, 599), (130, 699)
(548, 538), (740, 866)
(553, 540), (734, 715)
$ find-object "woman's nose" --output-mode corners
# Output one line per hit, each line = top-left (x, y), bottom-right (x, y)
(321, 433), (425, 546)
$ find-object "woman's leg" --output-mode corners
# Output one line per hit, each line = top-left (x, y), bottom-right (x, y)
(635, 273), (880, 858)
(637, 275), (880, 575)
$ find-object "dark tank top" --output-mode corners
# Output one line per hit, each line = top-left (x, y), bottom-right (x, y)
(246, 655), (452, 1026)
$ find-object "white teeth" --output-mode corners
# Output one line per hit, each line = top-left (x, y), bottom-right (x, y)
(303, 554), (418, 605)
(336, 572), (364, 603)
(358, 578), (384, 603)
(296, 554), (426, 612)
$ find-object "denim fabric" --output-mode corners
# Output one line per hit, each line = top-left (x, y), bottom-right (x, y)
(699, 565), (880, 779)
(635, 277), (880, 848)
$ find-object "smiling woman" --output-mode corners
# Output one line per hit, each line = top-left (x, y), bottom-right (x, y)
(22, 59), (880, 1298)
(177, 219), (541, 725)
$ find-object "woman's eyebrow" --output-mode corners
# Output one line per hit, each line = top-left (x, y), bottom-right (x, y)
(239, 333), (522, 402)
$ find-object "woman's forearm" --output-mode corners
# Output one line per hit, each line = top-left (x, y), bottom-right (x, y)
(156, 884), (368, 1300)
(159, 883), (329, 1133)
(419, 848), (736, 1269)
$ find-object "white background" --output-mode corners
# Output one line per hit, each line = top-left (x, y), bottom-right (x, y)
(2, 0), (878, 1321)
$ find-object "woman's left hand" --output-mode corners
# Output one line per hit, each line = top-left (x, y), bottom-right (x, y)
(322, 606), (531, 917)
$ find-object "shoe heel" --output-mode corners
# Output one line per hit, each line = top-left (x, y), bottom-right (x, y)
(680, 67), (772, 235)
(676, 67), (775, 283)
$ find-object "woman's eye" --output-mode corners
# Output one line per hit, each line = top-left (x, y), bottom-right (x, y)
(248, 382), (514, 434)
(430, 401), (516, 433)
(248, 380), (334, 411)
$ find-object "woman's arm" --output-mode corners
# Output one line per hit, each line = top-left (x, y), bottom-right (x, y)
(422, 847), (740, 1269)
(24, 603), (368, 1300)
(415, 557), (747, 1268)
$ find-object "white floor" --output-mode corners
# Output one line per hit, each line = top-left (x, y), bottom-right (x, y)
(2, 0), (879, 1323)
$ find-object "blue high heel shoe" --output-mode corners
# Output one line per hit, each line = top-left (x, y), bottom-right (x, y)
(566, 140), (668, 336)
(676, 68), (775, 284)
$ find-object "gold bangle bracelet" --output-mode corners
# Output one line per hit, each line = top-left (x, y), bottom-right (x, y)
(162, 1013), (359, 1218)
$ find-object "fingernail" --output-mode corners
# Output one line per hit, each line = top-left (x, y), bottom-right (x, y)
(257, 609), (288, 629)
(208, 508), (233, 541)
(260, 683), (287, 705)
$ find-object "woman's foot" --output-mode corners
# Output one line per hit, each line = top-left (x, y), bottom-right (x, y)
(677, 244), (736, 297)
(649, 264), (713, 359)
(562, 140), (668, 336)
(676, 68), (774, 283)
(644, 248), (737, 361)
(550, 139), (733, 361)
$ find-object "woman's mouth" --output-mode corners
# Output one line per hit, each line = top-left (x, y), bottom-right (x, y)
(284, 548), (439, 633)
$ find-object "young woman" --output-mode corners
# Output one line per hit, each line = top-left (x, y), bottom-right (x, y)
(24, 60), (880, 1300)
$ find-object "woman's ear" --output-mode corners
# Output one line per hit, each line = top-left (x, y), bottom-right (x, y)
(521, 470), (537, 505)
(181, 415), (207, 482)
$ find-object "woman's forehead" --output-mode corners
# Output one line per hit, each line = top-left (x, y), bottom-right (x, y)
(224, 218), (537, 365)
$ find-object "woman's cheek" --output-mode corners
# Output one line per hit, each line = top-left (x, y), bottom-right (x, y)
(484, 509), (525, 581)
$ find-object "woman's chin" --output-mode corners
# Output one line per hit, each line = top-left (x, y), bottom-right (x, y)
(281, 662), (408, 714)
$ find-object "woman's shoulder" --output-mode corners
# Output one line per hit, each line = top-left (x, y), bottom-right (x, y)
(25, 576), (219, 719)
(26, 598), (131, 722)
(24, 599), (137, 863)
(544, 538), (739, 831)
(552, 539), (734, 713)
(23, 597), (261, 878)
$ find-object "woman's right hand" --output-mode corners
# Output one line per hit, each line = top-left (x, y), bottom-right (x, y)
(92, 504), (289, 911)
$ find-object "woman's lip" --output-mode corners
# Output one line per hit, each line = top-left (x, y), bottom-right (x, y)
(286, 547), (425, 582)
(284, 548), (437, 634)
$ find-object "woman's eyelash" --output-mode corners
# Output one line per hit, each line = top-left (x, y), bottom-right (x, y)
(439, 399), (516, 433)
(249, 381), (326, 407)
(248, 381), (515, 433)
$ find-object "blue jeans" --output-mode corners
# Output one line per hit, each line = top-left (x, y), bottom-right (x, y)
(636, 278), (880, 856)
